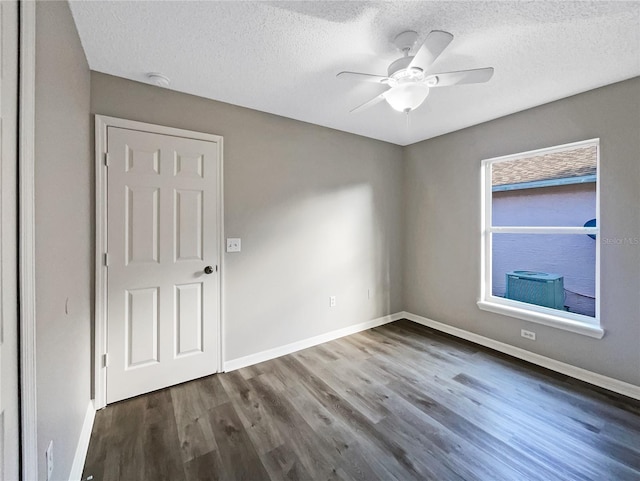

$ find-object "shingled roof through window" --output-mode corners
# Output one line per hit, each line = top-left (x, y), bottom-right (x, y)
(492, 146), (597, 187)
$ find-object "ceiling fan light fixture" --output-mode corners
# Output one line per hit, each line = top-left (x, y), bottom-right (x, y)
(340, 29), (493, 116)
(385, 83), (429, 113)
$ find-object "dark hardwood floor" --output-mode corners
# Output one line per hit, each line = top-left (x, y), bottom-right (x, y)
(82, 320), (640, 481)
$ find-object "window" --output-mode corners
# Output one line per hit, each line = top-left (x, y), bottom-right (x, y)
(478, 139), (602, 338)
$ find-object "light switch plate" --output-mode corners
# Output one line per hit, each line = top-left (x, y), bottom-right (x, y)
(226, 238), (241, 253)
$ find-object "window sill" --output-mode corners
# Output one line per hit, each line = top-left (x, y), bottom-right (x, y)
(477, 300), (604, 339)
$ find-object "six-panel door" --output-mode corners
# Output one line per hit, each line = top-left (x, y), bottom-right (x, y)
(106, 127), (219, 404)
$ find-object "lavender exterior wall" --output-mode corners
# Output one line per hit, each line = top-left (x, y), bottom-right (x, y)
(492, 183), (597, 316)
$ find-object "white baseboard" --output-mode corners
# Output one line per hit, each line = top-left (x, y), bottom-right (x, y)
(224, 312), (404, 372)
(69, 400), (96, 481)
(402, 311), (640, 401)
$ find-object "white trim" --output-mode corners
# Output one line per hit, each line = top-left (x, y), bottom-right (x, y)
(224, 312), (404, 372)
(94, 115), (225, 409)
(218, 137), (225, 374)
(95, 115), (225, 143)
(477, 300), (603, 338)
(594, 139), (601, 326)
(481, 294), (600, 327)
(480, 138), (601, 330)
(481, 138), (601, 165)
(480, 154), (490, 302)
(402, 312), (640, 401)
(94, 116), (108, 409)
(489, 226), (598, 235)
(68, 401), (96, 481)
(19, 2), (39, 479)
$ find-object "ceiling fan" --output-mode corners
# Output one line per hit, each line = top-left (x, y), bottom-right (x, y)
(337, 30), (494, 114)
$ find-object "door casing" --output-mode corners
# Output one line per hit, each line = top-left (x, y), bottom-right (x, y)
(19, 0), (38, 477)
(94, 115), (225, 409)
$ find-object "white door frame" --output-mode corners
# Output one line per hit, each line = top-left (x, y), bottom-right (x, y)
(19, 1), (39, 478)
(94, 115), (225, 409)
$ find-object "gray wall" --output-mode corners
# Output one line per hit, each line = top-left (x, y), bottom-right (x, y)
(404, 77), (640, 387)
(31, 5), (639, 475)
(1, 2), (20, 478)
(35, 1), (92, 478)
(91, 72), (404, 362)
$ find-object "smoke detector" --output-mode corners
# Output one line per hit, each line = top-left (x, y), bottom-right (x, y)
(147, 72), (170, 88)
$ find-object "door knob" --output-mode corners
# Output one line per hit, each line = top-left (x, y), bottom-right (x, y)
(204, 266), (214, 274)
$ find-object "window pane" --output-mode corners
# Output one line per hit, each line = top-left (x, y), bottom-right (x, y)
(491, 145), (596, 227)
(491, 233), (596, 317)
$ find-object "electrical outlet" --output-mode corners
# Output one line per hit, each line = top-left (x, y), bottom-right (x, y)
(46, 440), (54, 481)
(329, 296), (336, 307)
(521, 329), (536, 341)
(226, 238), (241, 253)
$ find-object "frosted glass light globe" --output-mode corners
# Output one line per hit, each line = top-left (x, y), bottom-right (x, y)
(385, 83), (430, 112)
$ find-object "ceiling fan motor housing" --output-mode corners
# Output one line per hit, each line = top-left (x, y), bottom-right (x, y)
(388, 56), (415, 77)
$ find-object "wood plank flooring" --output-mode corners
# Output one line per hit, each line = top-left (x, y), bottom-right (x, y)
(82, 320), (640, 481)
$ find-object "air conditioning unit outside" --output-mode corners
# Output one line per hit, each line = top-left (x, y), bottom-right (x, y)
(505, 271), (564, 310)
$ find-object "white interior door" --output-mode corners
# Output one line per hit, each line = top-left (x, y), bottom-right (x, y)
(106, 126), (221, 404)
(0, 1), (20, 479)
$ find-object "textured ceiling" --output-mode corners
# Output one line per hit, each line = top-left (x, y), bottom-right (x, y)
(69, 1), (640, 146)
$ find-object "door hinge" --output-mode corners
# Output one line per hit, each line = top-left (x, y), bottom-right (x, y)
(104, 152), (109, 167)
(104, 253), (109, 266)
(103, 353), (109, 368)
(216, 265), (218, 272)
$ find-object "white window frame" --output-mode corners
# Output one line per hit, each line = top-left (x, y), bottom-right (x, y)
(478, 138), (603, 339)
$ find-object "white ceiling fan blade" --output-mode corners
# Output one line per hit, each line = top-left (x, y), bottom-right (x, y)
(337, 71), (390, 84)
(408, 30), (454, 70)
(350, 91), (388, 113)
(426, 67), (494, 87)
